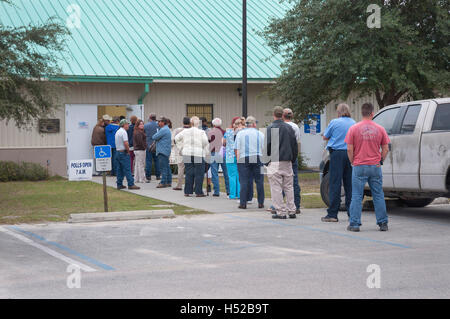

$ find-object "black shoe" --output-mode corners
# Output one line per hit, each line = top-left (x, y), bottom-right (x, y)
(272, 214), (287, 219)
(321, 216), (339, 222)
(258, 204), (264, 209)
(289, 214), (297, 219)
(117, 185), (126, 190)
(379, 223), (388, 231)
(295, 209), (301, 214)
(213, 194), (220, 197)
(238, 205), (247, 209)
(156, 176), (161, 181)
(347, 225), (360, 232)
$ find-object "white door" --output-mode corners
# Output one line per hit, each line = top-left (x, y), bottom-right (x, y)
(65, 104), (98, 174)
(127, 104), (144, 121)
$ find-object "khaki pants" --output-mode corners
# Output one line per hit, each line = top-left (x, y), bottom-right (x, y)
(176, 162), (185, 189)
(267, 161), (295, 216)
(134, 150), (146, 183)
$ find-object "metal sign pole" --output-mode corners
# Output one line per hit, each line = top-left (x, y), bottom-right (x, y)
(102, 171), (108, 212)
(242, 0), (248, 118)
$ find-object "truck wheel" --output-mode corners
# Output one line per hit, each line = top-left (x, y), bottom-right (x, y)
(400, 198), (434, 208)
(320, 173), (347, 211)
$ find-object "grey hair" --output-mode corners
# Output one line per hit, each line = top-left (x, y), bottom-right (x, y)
(190, 116), (200, 127)
(211, 118), (222, 127)
(337, 103), (351, 118)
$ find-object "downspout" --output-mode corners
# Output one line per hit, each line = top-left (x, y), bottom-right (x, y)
(138, 82), (151, 105)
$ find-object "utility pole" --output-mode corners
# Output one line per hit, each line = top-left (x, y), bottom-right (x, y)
(242, 0), (248, 118)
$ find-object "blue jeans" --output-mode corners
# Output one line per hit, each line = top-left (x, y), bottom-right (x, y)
(145, 150), (160, 179)
(210, 152), (230, 195)
(111, 148), (117, 176)
(184, 156), (205, 195)
(327, 150), (352, 218)
(237, 156), (264, 206)
(116, 151), (134, 187)
(158, 154), (172, 185)
(292, 159), (301, 209)
(226, 160), (240, 199)
(349, 165), (388, 227)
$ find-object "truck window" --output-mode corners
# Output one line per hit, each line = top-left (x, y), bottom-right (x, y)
(400, 104), (421, 134)
(373, 107), (400, 135)
(431, 103), (450, 131)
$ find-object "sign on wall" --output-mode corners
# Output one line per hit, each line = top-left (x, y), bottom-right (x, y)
(68, 160), (93, 181)
(304, 114), (321, 134)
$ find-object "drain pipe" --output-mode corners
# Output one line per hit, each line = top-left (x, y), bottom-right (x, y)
(138, 82), (151, 105)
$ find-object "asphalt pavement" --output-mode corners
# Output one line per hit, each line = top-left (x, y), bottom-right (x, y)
(1, 204), (450, 298)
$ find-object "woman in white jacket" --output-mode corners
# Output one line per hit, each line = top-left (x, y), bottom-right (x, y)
(175, 116), (209, 197)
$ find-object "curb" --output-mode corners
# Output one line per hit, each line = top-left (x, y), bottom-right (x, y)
(68, 209), (175, 223)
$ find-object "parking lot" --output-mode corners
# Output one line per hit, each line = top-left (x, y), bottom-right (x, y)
(1, 204), (450, 299)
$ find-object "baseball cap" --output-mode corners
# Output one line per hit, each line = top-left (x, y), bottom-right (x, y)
(102, 114), (112, 121)
(119, 119), (130, 127)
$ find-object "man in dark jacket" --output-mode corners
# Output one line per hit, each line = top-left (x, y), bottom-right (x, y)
(264, 106), (299, 219)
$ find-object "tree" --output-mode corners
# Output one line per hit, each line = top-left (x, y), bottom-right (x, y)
(0, 0), (69, 128)
(261, 0), (449, 121)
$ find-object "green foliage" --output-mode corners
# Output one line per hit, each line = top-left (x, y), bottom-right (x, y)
(261, 0), (450, 121)
(0, 161), (49, 182)
(297, 152), (309, 171)
(0, 0), (69, 128)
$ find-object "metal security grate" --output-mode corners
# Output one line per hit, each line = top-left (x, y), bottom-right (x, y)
(186, 104), (214, 125)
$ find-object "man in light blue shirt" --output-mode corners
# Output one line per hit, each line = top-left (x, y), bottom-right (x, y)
(234, 116), (265, 209)
(152, 117), (172, 188)
(322, 103), (356, 222)
(144, 114), (160, 181)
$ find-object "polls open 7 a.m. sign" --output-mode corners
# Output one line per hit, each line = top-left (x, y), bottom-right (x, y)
(69, 160), (93, 181)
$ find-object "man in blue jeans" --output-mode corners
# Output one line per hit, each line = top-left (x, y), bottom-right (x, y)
(115, 119), (140, 190)
(235, 116), (265, 209)
(152, 117), (172, 188)
(322, 103), (356, 222)
(144, 113), (160, 181)
(345, 103), (390, 232)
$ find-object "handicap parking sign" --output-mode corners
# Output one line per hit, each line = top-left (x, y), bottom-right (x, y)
(94, 145), (112, 171)
(304, 114), (321, 134)
(95, 145), (111, 159)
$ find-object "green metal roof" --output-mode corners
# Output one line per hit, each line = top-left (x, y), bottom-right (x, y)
(1, 0), (288, 81)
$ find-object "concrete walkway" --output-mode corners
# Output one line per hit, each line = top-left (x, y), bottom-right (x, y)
(91, 176), (273, 214)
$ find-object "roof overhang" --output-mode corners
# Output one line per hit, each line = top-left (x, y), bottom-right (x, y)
(51, 76), (276, 84)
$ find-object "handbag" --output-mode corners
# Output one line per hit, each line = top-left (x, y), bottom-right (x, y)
(149, 141), (156, 153)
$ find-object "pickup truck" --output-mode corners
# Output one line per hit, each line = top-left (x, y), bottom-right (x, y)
(320, 98), (450, 208)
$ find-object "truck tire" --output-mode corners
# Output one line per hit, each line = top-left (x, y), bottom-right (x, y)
(320, 173), (346, 211)
(400, 198), (434, 208)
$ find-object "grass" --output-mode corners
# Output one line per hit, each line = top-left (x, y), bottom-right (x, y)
(0, 180), (208, 225)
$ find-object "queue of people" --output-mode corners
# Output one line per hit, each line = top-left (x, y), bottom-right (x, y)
(91, 102), (390, 231)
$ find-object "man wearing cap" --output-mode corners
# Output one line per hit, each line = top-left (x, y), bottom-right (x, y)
(234, 116), (265, 209)
(152, 117), (172, 188)
(144, 114), (161, 181)
(127, 115), (138, 175)
(115, 119), (140, 190)
(264, 106), (298, 219)
(208, 118), (230, 197)
(105, 116), (120, 176)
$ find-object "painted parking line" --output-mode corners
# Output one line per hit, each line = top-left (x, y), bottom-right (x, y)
(0, 226), (96, 272)
(4, 226), (115, 271)
(227, 215), (412, 249)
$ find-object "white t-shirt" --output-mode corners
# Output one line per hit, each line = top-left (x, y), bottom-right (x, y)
(115, 127), (129, 151)
(286, 121), (301, 143)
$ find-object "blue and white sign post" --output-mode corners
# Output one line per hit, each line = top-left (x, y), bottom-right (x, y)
(304, 114), (321, 135)
(94, 145), (112, 212)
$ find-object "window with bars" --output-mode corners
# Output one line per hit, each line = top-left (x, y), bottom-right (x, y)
(186, 104), (213, 125)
